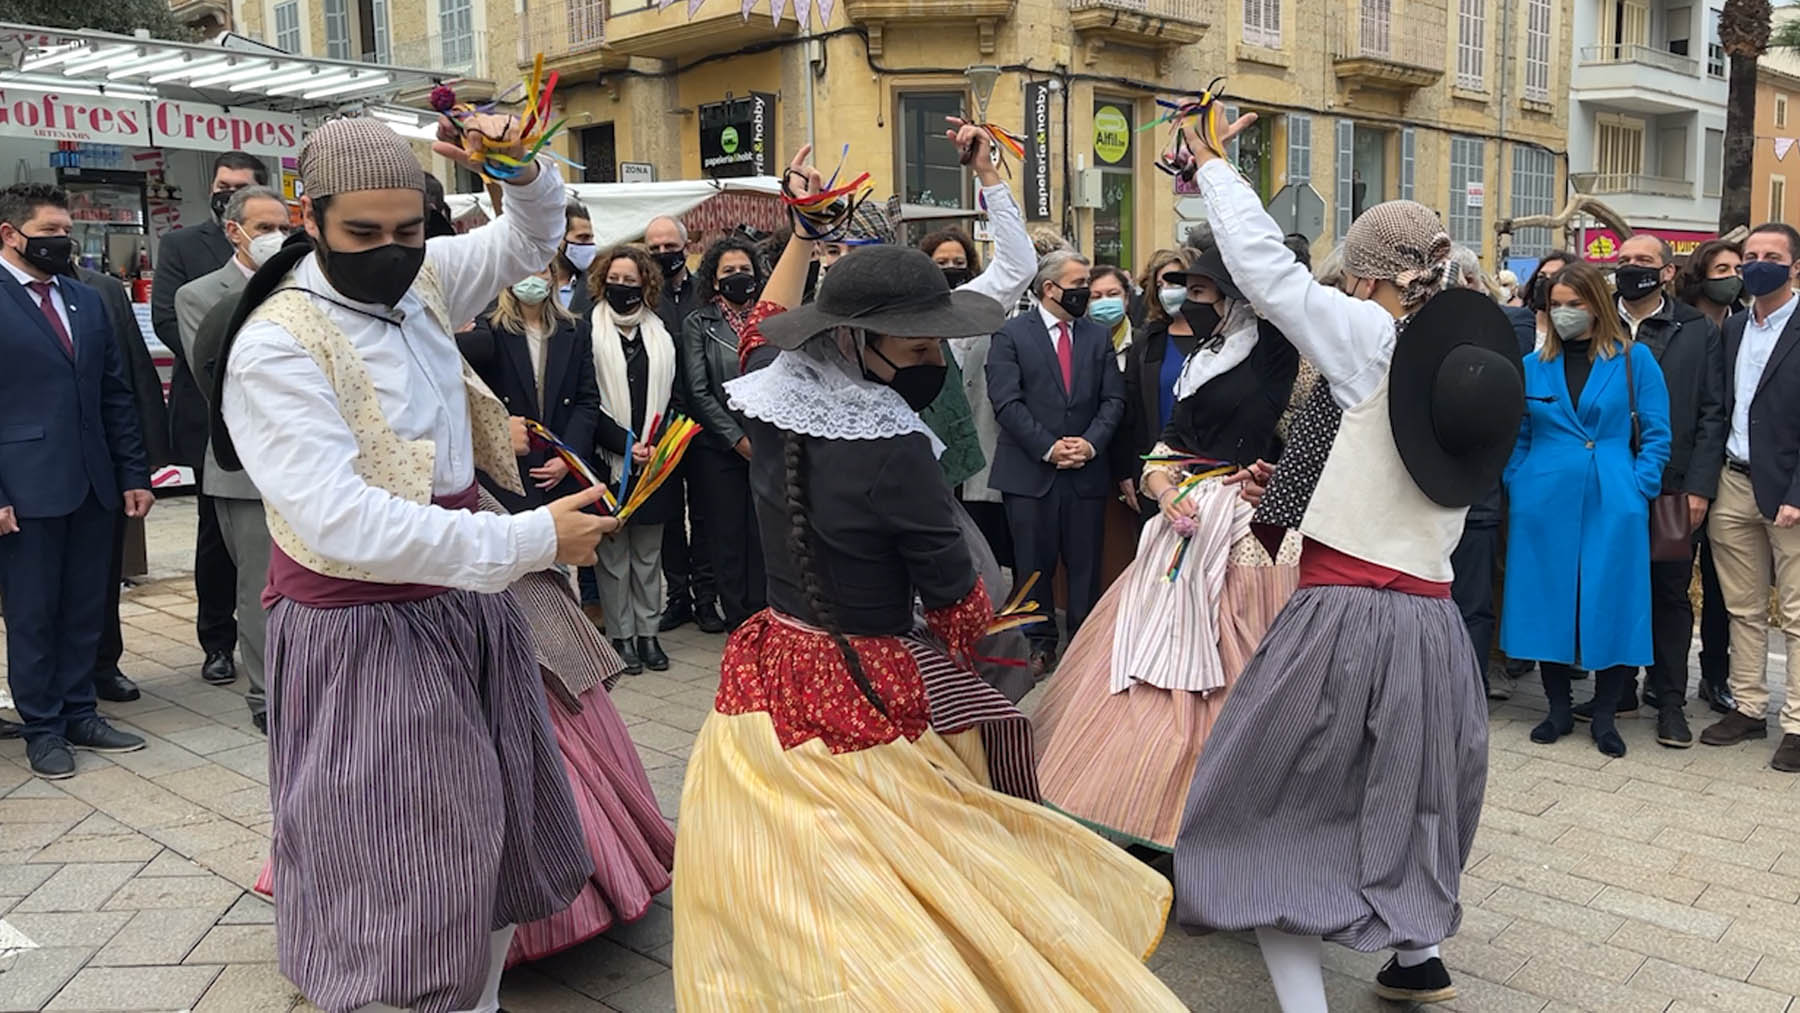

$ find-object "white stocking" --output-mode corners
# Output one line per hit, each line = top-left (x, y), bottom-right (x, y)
(1395, 944), (1440, 968)
(1254, 926), (1329, 1013)
(450, 925), (517, 1013)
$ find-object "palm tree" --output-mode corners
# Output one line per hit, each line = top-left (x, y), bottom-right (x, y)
(1719, 0), (1773, 232)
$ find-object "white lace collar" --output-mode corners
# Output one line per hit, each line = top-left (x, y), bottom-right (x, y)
(725, 349), (946, 458)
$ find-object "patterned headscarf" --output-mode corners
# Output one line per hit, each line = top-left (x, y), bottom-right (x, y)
(1341, 199), (1453, 311)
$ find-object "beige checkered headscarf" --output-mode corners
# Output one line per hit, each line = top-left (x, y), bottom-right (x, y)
(1341, 199), (1452, 310)
(299, 116), (427, 199)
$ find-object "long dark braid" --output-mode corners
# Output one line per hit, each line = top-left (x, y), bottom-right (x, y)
(782, 429), (889, 718)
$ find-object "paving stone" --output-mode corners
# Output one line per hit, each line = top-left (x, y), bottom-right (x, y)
(1692, 883), (1800, 933)
(217, 893), (275, 925)
(596, 970), (674, 1013)
(144, 816), (265, 858)
(89, 905), (219, 967)
(110, 706), (214, 740)
(0, 821), (78, 854)
(5, 779), (73, 800)
(0, 865), (57, 897)
(191, 961), (303, 1012)
(100, 872), (240, 913)
(45, 963), (222, 1010)
(0, 799), (92, 825)
(0, 946), (92, 1012)
(2, 911), (133, 947)
(53, 767), (210, 830)
(1483, 886), (1628, 939)
(1673, 851), (1800, 904)
(185, 923), (276, 964)
(1587, 885), (1735, 940)
(1750, 954), (1800, 996)
(602, 901), (674, 957)
(28, 830), (164, 864)
(1609, 918), (1763, 981)
(1438, 975), (1552, 1013)
(139, 851), (212, 877)
(1491, 916), (1647, 984)
(100, 734), (213, 779)
(1467, 854), (1604, 905)
(497, 967), (615, 1012)
(208, 743), (271, 785)
(13, 863), (140, 913)
(194, 838), (271, 893)
(163, 724), (262, 756)
(1509, 954), (1679, 1011)
(1629, 955), (1793, 1013)
(1654, 825), (1787, 870)
(536, 936), (668, 1000)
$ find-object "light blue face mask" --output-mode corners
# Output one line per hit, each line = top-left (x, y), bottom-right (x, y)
(1089, 295), (1127, 326)
(1158, 286), (1187, 314)
(511, 275), (552, 305)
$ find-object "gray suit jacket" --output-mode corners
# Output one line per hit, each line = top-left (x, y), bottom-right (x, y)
(174, 262), (259, 500)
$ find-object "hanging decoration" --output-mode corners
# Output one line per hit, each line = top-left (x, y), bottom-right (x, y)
(783, 144), (875, 242)
(434, 55), (585, 182)
(1143, 78), (1235, 186)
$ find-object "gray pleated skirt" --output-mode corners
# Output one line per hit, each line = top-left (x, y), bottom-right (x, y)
(266, 589), (593, 1013)
(1172, 584), (1488, 952)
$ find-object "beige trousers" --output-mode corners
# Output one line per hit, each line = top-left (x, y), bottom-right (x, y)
(1707, 468), (1800, 734)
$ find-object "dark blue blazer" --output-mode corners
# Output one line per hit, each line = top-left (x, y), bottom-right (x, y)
(985, 311), (1126, 499)
(0, 270), (150, 518)
(1722, 301), (1800, 518)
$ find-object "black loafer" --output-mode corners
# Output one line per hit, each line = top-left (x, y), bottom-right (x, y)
(1373, 956), (1456, 1004)
(66, 718), (145, 754)
(26, 738), (75, 780)
(94, 671), (140, 703)
(694, 605), (728, 635)
(1656, 706), (1694, 749)
(1698, 679), (1738, 715)
(1573, 691), (1640, 723)
(658, 600), (693, 633)
(612, 638), (644, 676)
(638, 636), (670, 671)
(201, 650), (237, 686)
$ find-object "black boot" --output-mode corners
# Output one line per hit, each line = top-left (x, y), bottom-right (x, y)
(1531, 664), (1574, 744)
(1589, 667), (1628, 758)
(638, 636), (670, 671)
(612, 638), (644, 675)
(658, 596), (693, 632)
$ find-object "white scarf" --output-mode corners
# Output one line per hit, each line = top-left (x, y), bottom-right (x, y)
(590, 300), (675, 479)
(1172, 299), (1260, 401)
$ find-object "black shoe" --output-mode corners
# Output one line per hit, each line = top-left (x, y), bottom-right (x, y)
(612, 638), (644, 676)
(26, 738), (75, 780)
(252, 712), (268, 736)
(694, 604), (728, 635)
(1641, 685), (1662, 710)
(66, 718), (145, 754)
(1029, 646), (1059, 679)
(1592, 723), (1628, 758)
(638, 636), (670, 671)
(1373, 955), (1456, 1004)
(1698, 679), (1738, 715)
(658, 599), (693, 633)
(201, 650), (237, 686)
(1531, 712), (1574, 744)
(1504, 657), (1536, 678)
(0, 718), (22, 739)
(1656, 706), (1694, 749)
(1573, 691), (1639, 723)
(94, 671), (140, 703)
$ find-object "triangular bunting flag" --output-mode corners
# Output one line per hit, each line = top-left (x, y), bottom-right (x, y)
(740, 0), (756, 20)
(658, 0), (679, 9)
(816, 0), (835, 24)
(687, 0), (706, 15)
(793, 0), (813, 29)
(1777, 137), (1797, 162)
(770, 0), (790, 24)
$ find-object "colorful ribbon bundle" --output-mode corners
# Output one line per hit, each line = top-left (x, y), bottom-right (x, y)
(523, 418), (620, 513)
(614, 414), (703, 521)
(1144, 454), (1237, 581)
(958, 123), (1028, 178)
(985, 572), (1050, 637)
(433, 54), (585, 182)
(783, 144), (875, 242)
(1142, 77), (1232, 185)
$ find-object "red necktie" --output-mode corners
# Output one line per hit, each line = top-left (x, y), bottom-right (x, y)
(1056, 321), (1073, 394)
(27, 281), (74, 358)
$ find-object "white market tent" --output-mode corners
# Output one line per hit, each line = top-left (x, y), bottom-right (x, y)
(444, 176), (785, 248)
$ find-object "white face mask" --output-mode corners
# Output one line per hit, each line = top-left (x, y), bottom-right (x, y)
(565, 242), (598, 272)
(246, 230), (286, 268)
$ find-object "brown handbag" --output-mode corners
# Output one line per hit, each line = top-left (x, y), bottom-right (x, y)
(1624, 344), (1694, 562)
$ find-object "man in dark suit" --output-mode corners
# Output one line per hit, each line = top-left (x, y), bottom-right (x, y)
(1701, 222), (1800, 772)
(76, 262), (171, 705)
(986, 249), (1125, 670)
(0, 183), (152, 778)
(559, 201), (597, 317)
(149, 149), (266, 688)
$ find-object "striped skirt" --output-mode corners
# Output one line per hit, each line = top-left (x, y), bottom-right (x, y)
(265, 590), (592, 1013)
(1172, 585), (1489, 952)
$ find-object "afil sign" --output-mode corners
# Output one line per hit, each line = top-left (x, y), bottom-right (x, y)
(151, 100), (302, 158)
(698, 92), (775, 179)
(0, 89), (149, 145)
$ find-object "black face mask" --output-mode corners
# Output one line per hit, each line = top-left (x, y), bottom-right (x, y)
(210, 189), (234, 222)
(941, 266), (973, 289)
(865, 342), (947, 412)
(1614, 264), (1665, 302)
(717, 272), (759, 305)
(1179, 299), (1221, 340)
(1053, 283), (1092, 318)
(318, 240), (425, 307)
(12, 232), (74, 276)
(425, 208), (456, 239)
(605, 282), (645, 315)
(1530, 274), (1557, 311)
(653, 249), (686, 278)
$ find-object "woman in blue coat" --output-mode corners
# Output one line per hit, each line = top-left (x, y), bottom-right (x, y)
(1502, 260), (1671, 758)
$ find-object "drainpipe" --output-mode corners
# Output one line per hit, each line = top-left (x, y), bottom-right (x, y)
(802, 25), (817, 152)
(1496, 0), (1510, 267)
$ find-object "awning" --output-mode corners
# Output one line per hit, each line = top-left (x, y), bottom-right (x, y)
(444, 177), (785, 249)
(0, 22), (443, 113)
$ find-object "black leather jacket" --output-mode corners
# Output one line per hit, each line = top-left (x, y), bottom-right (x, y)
(682, 301), (750, 451)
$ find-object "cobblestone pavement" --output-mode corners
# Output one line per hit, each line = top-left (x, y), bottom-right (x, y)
(1, 499), (1798, 1011)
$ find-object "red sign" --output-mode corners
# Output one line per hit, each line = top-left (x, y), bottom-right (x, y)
(150, 100), (302, 158)
(0, 88), (148, 144)
(1583, 227), (1716, 263)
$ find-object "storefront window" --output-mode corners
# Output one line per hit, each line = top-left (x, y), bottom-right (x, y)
(1093, 97), (1135, 271)
(899, 92), (969, 209)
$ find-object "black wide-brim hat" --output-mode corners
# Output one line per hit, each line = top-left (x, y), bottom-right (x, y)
(1162, 244), (1245, 302)
(1389, 287), (1526, 508)
(758, 244), (1005, 350)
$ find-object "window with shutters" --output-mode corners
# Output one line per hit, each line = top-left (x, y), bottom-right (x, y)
(1596, 115), (1646, 192)
(323, 0), (350, 58)
(1772, 175), (1787, 223)
(1457, 0), (1486, 90)
(1449, 136), (1486, 254)
(440, 0), (474, 69)
(1244, 0), (1281, 48)
(1359, 0), (1392, 57)
(1287, 114), (1312, 184)
(1602, 0), (1651, 51)
(1510, 146), (1555, 256)
(1780, 95), (1790, 130)
(273, 0), (301, 52)
(1399, 127), (1415, 200)
(1707, 8), (1725, 77)
(369, 0), (391, 62)
(901, 92), (972, 209)
(1524, 0), (1551, 100)
(1335, 119), (1355, 239)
